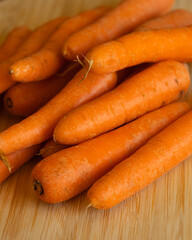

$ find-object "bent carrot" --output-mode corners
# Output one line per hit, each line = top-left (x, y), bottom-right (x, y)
(135, 9), (192, 31)
(63, 0), (174, 60)
(54, 61), (190, 145)
(0, 17), (65, 94)
(40, 139), (66, 158)
(31, 102), (190, 203)
(0, 26), (31, 62)
(9, 6), (109, 83)
(0, 69), (118, 159)
(87, 110), (192, 209)
(4, 63), (81, 117)
(86, 25), (192, 74)
(0, 144), (40, 183)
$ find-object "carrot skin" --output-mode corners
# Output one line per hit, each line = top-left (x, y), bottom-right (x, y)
(54, 61), (190, 145)
(87, 110), (192, 209)
(40, 139), (67, 158)
(31, 102), (190, 203)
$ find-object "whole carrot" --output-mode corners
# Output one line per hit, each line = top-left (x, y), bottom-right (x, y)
(54, 61), (190, 145)
(0, 26), (31, 62)
(31, 102), (190, 203)
(9, 6), (109, 83)
(88, 110), (192, 209)
(63, 0), (174, 61)
(0, 144), (40, 183)
(0, 17), (65, 93)
(85, 25), (192, 74)
(4, 63), (81, 117)
(0, 69), (118, 159)
(40, 139), (67, 158)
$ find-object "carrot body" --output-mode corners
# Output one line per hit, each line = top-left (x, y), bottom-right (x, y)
(54, 61), (190, 145)
(63, 0), (174, 60)
(0, 17), (65, 93)
(4, 63), (81, 117)
(0, 26), (31, 62)
(0, 144), (40, 183)
(88, 110), (192, 209)
(40, 139), (66, 158)
(86, 25), (192, 74)
(9, 7), (109, 83)
(31, 102), (190, 203)
(0, 69), (118, 156)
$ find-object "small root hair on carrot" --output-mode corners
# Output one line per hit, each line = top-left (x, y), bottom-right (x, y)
(6, 98), (13, 108)
(33, 180), (44, 195)
(86, 203), (93, 209)
(0, 151), (12, 172)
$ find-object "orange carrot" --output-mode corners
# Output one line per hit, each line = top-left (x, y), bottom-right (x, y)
(9, 6), (109, 83)
(0, 26), (31, 62)
(87, 110), (192, 209)
(31, 102), (190, 203)
(40, 139), (66, 158)
(85, 25), (192, 74)
(135, 9), (192, 31)
(0, 144), (40, 183)
(0, 17), (65, 94)
(54, 61), (190, 145)
(63, 0), (174, 60)
(4, 63), (81, 117)
(0, 69), (118, 159)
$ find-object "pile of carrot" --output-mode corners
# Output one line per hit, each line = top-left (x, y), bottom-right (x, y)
(0, 0), (192, 210)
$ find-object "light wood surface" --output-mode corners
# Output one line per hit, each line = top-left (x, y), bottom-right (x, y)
(0, 0), (192, 239)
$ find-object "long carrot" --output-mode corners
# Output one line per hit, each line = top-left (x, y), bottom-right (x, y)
(0, 144), (40, 183)
(4, 63), (81, 117)
(0, 69), (118, 160)
(85, 25), (192, 74)
(31, 102), (190, 203)
(0, 26), (31, 62)
(63, 0), (174, 61)
(9, 6), (109, 83)
(40, 139), (66, 158)
(54, 61), (190, 145)
(0, 17), (65, 94)
(87, 110), (192, 209)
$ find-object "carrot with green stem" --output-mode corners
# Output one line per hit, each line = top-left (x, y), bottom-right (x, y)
(85, 25), (192, 74)
(40, 139), (67, 158)
(0, 26), (31, 62)
(54, 61), (190, 145)
(31, 102), (190, 203)
(4, 62), (81, 117)
(0, 17), (65, 93)
(63, 0), (174, 61)
(9, 6), (109, 83)
(88, 110), (192, 209)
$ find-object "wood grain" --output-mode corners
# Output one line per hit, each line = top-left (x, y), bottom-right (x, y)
(0, 0), (192, 239)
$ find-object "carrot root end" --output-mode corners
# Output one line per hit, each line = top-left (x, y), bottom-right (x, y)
(0, 151), (12, 173)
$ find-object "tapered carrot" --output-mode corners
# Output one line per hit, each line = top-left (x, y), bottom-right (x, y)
(54, 61), (190, 145)
(0, 17), (65, 94)
(63, 0), (174, 60)
(88, 110), (192, 209)
(135, 9), (192, 31)
(0, 69), (118, 160)
(40, 139), (66, 158)
(9, 6), (109, 83)
(0, 26), (31, 62)
(85, 25), (192, 74)
(0, 144), (40, 183)
(31, 102), (190, 203)
(4, 63), (81, 117)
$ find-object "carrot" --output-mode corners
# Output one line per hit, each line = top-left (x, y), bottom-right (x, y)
(85, 25), (192, 74)
(0, 17), (65, 94)
(0, 26), (31, 62)
(0, 144), (41, 183)
(40, 139), (66, 158)
(31, 102), (190, 203)
(9, 6), (109, 83)
(54, 61), (190, 145)
(63, 0), (174, 61)
(4, 63), (81, 117)
(135, 9), (192, 31)
(87, 110), (192, 209)
(0, 69), (118, 160)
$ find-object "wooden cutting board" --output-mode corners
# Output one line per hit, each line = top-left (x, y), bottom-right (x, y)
(0, 0), (192, 239)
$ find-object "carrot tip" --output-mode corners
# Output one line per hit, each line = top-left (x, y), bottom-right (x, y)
(33, 180), (44, 195)
(6, 98), (12, 108)
(0, 151), (12, 173)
